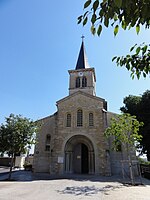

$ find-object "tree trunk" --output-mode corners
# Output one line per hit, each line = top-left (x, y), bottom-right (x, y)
(128, 154), (134, 185)
(127, 144), (134, 185)
(8, 154), (14, 180)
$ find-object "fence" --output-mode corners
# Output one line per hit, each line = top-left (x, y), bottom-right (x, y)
(140, 164), (150, 179)
(0, 157), (12, 166)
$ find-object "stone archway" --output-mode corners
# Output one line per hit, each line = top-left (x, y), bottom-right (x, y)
(64, 135), (95, 174)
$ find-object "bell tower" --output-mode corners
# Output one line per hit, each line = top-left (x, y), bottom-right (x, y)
(68, 38), (96, 96)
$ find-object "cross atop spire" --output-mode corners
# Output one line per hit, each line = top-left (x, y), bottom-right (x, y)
(75, 37), (89, 70)
(81, 35), (85, 41)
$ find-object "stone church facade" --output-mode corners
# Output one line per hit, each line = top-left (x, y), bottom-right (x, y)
(33, 41), (130, 176)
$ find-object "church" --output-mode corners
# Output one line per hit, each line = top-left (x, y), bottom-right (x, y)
(33, 40), (129, 176)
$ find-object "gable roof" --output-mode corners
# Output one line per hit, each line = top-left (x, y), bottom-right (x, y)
(56, 91), (106, 105)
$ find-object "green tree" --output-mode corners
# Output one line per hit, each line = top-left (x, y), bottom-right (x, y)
(0, 114), (39, 180)
(105, 113), (143, 151)
(78, 0), (150, 79)
(120, 95), (141, 116)
(105, 113), (143, 184)
(121, 90), (150, 160)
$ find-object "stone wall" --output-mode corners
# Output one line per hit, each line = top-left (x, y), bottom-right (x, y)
(33, 115), (56, 173)
(33, 94), (138, 176)
(33, 92), (111, 175)
(51, 92), (110, 175)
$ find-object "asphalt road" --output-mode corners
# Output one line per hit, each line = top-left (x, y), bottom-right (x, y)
(0, 170), (150, 200)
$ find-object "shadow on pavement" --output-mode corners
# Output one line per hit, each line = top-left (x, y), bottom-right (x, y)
(57, 185), (121, 196)
(0, 169), (150, 186)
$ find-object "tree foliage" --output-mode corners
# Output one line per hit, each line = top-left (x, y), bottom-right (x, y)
(78, 0), (150, 78)
(113, 43), (150, 79)
(0, 114), (39, 179)
(105, 113), (143, 151)
(105, 113), (143, 185)
(120, 95), (141, 115)
(121, 90), (150, 160)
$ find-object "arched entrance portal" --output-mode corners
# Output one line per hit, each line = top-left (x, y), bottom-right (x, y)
(64, 135), (95, 174)
(73, 143), (89, 174)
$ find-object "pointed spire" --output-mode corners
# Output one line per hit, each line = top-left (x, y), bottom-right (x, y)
(75, 36), (89, 70)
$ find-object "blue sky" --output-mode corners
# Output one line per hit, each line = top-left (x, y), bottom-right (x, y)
(0, 0), (150, 124)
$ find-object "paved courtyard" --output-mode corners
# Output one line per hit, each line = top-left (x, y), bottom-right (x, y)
(0, 170), (150, 200)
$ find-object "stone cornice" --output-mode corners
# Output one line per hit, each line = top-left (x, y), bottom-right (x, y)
(68, 67), (96, 81)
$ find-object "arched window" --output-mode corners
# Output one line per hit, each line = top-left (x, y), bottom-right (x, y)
(45, 134), (51, 151)
(76, 77), (80, 88)
(115, 139), (122, 152)
(77, 109), (83, 126)
(66, 113), (71, 127)
(116, 143), (122, 152)
(82, 76), (87, 87)
(89, 113), (94, 126)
